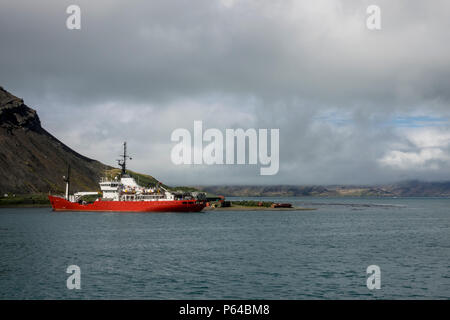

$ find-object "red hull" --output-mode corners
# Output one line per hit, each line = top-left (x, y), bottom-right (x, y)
(48, 195), (206, 212)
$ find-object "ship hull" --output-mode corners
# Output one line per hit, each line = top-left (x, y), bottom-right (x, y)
(48, 195), (206, 212)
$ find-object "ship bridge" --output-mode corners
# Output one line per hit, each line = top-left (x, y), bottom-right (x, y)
(99, 178), (122, 200)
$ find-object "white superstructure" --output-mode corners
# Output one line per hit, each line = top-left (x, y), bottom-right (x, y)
(99, 175), (175, 202)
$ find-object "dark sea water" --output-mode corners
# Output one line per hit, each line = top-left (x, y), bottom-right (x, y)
(0, 197), (449, 299)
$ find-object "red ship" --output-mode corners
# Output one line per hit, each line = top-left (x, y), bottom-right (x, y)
(49, 142), (206, 212)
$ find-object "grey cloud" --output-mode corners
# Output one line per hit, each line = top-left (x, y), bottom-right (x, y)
(0, 0), (449, 184)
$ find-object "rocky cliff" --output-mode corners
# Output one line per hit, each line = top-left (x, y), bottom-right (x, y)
(0, 87), (110, 194)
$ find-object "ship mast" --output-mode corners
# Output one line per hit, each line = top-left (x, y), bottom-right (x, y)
(117, 142), (132, 176)
(63, 165), (71, 200)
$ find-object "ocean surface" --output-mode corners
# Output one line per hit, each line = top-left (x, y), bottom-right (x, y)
(0, 197), (449, 299)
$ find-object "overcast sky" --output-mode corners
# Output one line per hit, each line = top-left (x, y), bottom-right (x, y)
(1, 0), (449, 185)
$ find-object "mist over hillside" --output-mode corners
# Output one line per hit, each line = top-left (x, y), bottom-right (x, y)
(1, 86), (449, 197)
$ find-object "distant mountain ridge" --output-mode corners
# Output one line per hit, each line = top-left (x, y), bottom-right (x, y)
(198, 181), (450, 197)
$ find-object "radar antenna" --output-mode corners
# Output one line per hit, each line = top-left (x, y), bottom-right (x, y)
(117, 142), (132, 176)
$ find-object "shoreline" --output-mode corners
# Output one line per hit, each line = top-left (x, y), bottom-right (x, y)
(0, 204), (51, 208)
(204, 205), (317, 211)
